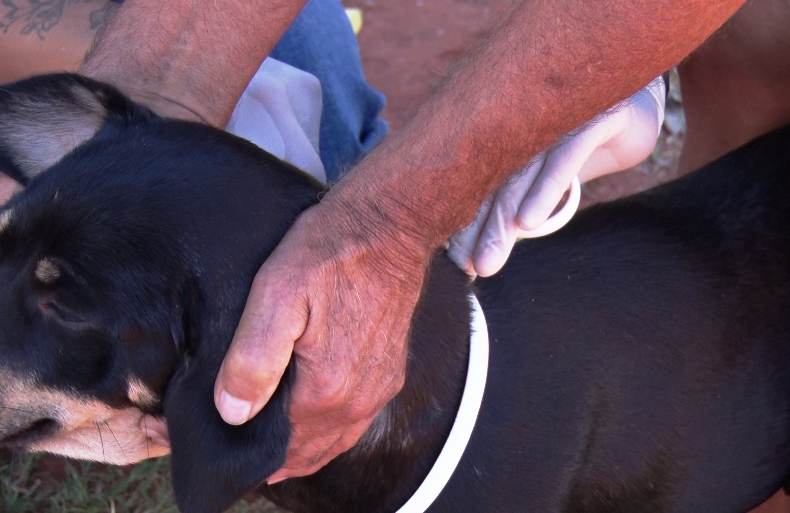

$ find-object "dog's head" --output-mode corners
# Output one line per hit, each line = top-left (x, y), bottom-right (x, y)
(0, 74), (323, 512)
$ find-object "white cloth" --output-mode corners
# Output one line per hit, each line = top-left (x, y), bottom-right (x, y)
(226, 58), (327, 184)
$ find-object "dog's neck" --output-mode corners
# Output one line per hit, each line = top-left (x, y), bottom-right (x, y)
(262, 253), (473, 513)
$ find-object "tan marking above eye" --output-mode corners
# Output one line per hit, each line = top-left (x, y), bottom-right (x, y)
(127, 378), (158, 409)
(34, 258), (61, 284)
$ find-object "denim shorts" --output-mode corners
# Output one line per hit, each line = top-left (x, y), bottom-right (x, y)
(114, 0), (388, 183)
(271, 0), (388, 183)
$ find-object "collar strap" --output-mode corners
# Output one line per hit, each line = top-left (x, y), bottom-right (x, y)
(395, 293), (489, 513)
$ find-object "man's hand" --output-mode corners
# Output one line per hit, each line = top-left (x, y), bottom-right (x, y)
(214, 196), (430, 482)
(448, 76), (666, 278)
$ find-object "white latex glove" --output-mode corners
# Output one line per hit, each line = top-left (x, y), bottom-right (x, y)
(448, 75), (666, 277)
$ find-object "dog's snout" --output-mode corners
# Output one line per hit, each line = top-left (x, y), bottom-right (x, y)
(0, 417), (59, 448)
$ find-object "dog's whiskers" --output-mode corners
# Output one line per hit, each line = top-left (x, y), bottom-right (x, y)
(94, 421), (105, 463)
(103, 420), (129, 465)
(142, 414), (150, 459)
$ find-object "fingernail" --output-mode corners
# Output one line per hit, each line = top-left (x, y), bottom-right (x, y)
(218, 391), (253, 425)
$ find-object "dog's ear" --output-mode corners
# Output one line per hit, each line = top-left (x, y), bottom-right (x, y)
(0, 73), (152, 183)
(164, 346), (293, 513)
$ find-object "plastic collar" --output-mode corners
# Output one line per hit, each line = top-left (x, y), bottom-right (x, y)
(395, 293), (489, 513)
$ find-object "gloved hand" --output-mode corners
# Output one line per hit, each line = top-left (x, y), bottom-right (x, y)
(448, 75), (666, 278)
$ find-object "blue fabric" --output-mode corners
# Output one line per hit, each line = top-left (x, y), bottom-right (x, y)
(271, 0), (388, 183)
(112, 0), (386, 181)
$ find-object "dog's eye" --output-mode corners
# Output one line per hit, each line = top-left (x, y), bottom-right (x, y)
(40, 300), (89, 328)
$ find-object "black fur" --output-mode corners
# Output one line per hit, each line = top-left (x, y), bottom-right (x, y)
(0, 73), (788, 513)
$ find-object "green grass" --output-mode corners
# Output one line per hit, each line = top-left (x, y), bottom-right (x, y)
(0, 451), (285, 513)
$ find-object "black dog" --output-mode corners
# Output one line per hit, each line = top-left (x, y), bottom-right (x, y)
(0, 74), (789, 513)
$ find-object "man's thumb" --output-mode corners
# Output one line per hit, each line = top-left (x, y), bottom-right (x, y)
(214, 284), (307, 425)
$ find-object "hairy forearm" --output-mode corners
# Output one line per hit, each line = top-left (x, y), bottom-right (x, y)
(331, 0), (746, 252)
(80, 0), (307, 126)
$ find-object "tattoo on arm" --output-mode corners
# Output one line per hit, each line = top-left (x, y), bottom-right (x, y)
(88, 1), (115, 30)
(0, 0), (117, 39)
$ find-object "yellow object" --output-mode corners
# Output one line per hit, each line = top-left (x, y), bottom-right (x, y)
(345, 8), (363, 35)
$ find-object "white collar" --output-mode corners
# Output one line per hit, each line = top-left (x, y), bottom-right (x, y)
(395, 293), (489, 513)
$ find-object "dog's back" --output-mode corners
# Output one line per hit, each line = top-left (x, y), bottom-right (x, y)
(456, 125), (790, 512)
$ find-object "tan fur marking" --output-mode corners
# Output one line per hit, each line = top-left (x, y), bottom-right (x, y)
(127, 378), (158, 409)
(0, 370), (168, 465)
(28, 406), (170, 464)
(34, 258), (61, 283)
(0, 209), (12, 233)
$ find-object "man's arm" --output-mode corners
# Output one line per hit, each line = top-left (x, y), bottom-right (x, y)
(80, 0), (307, 126)
(337, 0), (744, 247)
(215, 0), (748, 482)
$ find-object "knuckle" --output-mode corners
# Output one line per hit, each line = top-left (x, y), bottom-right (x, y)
(541, 170), (566, 195)
(224, 351), (277, 387)
(348, 387), (398, 423)
(312, 376), (349, 410)
(391, 370), (406, 393)
(335, 433), (362, 456)
(224, 351), (257, 377)
(346, 400), (375, 422)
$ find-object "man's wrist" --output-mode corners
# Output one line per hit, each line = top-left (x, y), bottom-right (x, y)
(80, 32), (244, 127)
(312, 182), (435, 282)
(324, 164), (446, 262)
(79, 0), (307, 127)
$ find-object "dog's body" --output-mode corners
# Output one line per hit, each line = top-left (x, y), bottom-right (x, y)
(0, 74), (789, 513)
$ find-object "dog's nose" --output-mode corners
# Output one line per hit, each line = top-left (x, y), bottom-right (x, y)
(0, 416), (59, 448)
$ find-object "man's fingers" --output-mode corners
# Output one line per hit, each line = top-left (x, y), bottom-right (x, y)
(215, 270), (308, 425)
(447, 195), (494, 276)
(267, 415), (375, 483)
(518, 131), (600, 230)
(210, 201), (421, 482)
(471, 155), (543, 277)
(472, 193), (521, 277)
